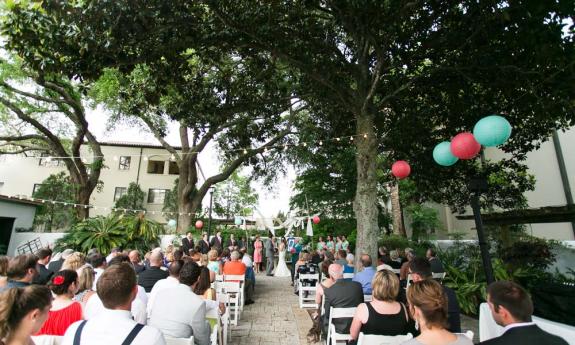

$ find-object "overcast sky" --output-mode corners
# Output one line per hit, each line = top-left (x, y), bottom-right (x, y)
(85, 107), (295, 218)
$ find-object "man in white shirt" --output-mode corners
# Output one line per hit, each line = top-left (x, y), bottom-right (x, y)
(147, 259), (183, 315)
(148, 261), (210, 345)
(62, 263), (165, 345)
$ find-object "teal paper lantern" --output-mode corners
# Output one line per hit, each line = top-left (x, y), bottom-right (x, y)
(433, 141), (459, 166)
(473, 115), (512, 147)
(234, 216), (243, 226)
(167, 219), (177, 227)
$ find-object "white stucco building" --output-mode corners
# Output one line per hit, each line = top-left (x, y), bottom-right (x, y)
(0, 141), (181, 226)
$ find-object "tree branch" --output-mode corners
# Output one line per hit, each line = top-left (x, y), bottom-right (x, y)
(0, 81), (66, 104)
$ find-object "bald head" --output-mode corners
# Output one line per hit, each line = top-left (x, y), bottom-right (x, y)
(328, 263), (343, 280)
(150, 251), (163, 267)
(128, 250), (140, 263)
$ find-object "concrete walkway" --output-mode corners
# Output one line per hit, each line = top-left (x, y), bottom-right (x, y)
(229, 274), (315, 345)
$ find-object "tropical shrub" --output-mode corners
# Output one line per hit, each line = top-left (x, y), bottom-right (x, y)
(54, 213), (162, 254)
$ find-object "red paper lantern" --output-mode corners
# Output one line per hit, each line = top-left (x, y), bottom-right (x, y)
(391, 160), (411, 179)
(450, 132), (481, 159)
(312, 216), (320, 224)
(195, 220), (204, 229)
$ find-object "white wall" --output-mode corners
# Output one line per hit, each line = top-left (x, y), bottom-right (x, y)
(0, 143), (181, 226)
(439, 127), (575, 241)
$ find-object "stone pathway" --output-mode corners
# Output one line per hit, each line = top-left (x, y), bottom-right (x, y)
(229, 274), (315, 345)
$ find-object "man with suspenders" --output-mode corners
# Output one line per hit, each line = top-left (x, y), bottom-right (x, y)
(62, 263), (165, 345)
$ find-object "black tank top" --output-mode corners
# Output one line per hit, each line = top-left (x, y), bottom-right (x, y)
(360, 302), (409, 335)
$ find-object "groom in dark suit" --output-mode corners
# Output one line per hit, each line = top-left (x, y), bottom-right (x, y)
(181, 231), (194, 254)
(479, 281), (568, 345)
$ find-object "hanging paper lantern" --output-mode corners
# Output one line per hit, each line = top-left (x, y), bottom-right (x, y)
(195, 220), (204, 229)
(450, 132), (481, 159)
(234, 216), (243, 226)
(312, 216), (320, 224)
(473, 115), (512, 147)
(167, 219), (177, 227)
(391, 160), (411, 179)
(433, 141), (459, 166)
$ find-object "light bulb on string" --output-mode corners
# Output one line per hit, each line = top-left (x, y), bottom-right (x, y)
(170, 154), (175, 161)
(363, 133), (368, 139)
(319, 141), (323, 146)
(336, 137), (341, 142)
(284, 145), (288, 151)
(303, 142), (307, 147)
(350, 136), (354, 141)
(143, 156), (148, 161)
(46, 156), (53, 162)
(243, 149), (248, 154)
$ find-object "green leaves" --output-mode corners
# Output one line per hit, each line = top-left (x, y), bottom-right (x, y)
(54, 213), (162, 254)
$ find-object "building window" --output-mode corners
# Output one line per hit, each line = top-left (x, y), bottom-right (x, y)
(147, 189), (168, 204)
(169, 161), (179, 175)
(114, 187), (127, 201)
(38, 153), (64, 167)
(147, 160), (165, 174)
(119, 156), (131, 170)
(32, 183), (44, 195)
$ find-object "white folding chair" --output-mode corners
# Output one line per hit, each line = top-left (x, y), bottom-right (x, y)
(432, 272), (446, 283)
(343, 273), (354, 279)
(215, 274), (225, 282)
(217, 293), (230, 345)
(391, 269), (400, 275)
(357, 332), (413, 345)
(210, 323), (218, 345)
(218, 281), (241, 326)
(455, 330), (474, 341)
(224, 274), (246, 311)
(326, 306), (356, 345)
(406, 273), (413, 288)
(165, 337), (194, 345)
(363, 295), (373, 302)
(298, 273), (319, 308)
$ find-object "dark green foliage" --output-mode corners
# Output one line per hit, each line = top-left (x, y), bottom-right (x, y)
(32, 172), (78, 231)
(114, 182), (146, 213)
(54, 213), (162, 254)
(500, 237), (556, 272)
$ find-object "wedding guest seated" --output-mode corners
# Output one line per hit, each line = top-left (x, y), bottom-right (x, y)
(322, 264), (364, 336)
(479, 281), (568, 345)
(0, 255), (8, 289)
(400, 250), (415, 281)
(350, 270), (411, 340)
(335, 250), (348, 267)
(148, 260), (183, 314)
(403, 279), (472, 345)
(193, 266), (224, 314)
(62, 263), (165, 345)
(207, 250), (221, 274)
(378, 246), (391, 265)
(315, 261), (337, 307)
(426, 248), (444, 274)
(388, 250), (402, 270)
(33, 248), (54, 285)
(376, 259), (393, 272)
(148, 261), (209, 345)
(310, 249), (323, 265)
(0, 254), (38, 292)
(129, 250), (145, 274)
(353, 254), (376, 294)
(0, 285), (52, 345)
(62, 252), (86, 272)
(138, 251), (169, 292)
(295, 253), (319, 296)
(36, 270), (83, 336)
(409, 257), (461, 333)
(240, 249), (256, 287)
(48, 249), (73, 273)
(74, 265), (96, 306)
(223, 251), (254, 305)
(88, 253), (106, 290)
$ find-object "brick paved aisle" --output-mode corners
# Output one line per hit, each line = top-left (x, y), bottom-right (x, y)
(229, 274), (315, 345)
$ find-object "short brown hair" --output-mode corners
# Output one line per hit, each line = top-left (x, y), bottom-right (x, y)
(407, 279), (448, 329)
(372, 270), (400, 302)
(7, 255), (37, 279)
(487, 281), (533, 322)
(0, 256), (9, 276)
(96, 263), (136, 309)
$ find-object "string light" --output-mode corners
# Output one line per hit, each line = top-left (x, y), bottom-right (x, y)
(303, 142), (307, 147)
(363, 133), (368, 139)
(243, 149), (248, 154)
(319, 141), (323, 146)
(336, 137), (341, 142)
(350, 136), (354, 141)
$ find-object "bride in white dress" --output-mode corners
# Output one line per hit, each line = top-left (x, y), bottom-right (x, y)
(274, 238), (291, 277)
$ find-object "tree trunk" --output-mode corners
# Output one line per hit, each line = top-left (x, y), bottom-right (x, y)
(353, 111), (379, 269)
(178, 201), (193, 233)
(76, 188), (91, 220)
(390, 183), (406, 237)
